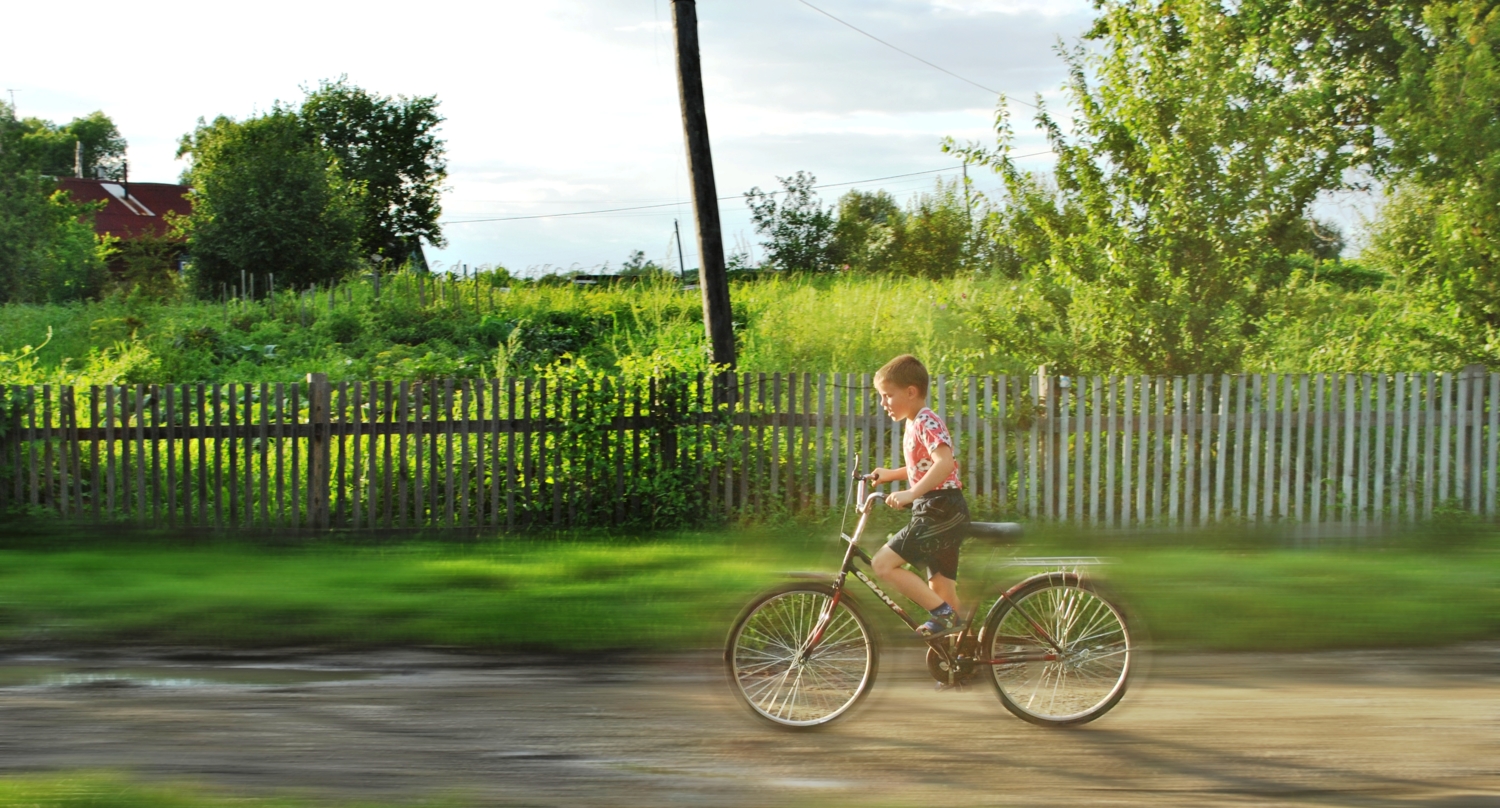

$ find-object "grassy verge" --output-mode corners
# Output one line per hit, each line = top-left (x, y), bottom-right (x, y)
(0, 771), (438, 808)
(0, 531), (812, 651)
(1105, 547), (1500, 651)
(0, 530), (1494, 652)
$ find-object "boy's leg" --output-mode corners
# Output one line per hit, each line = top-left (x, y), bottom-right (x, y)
(928, 574), (960, 617)
(871, 545), (945, 612)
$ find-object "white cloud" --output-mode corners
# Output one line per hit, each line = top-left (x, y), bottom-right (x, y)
(0, 0), (1092, 275)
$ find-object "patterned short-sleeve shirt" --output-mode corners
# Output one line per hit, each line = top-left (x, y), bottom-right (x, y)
(904, 407), (962, 490)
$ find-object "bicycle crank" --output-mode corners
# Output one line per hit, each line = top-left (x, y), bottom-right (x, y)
(925, 646), (977, 686)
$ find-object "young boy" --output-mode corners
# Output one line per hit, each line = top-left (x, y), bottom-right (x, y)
(865, 354), (970, 637)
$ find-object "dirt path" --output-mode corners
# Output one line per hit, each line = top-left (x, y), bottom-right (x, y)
(0, 644), (1496, 807)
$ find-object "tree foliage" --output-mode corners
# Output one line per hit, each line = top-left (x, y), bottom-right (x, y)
(12, 110), (127, 180)
(176, 108), (364, 296)
(947, 0), (1404, 374)
(0, 102), (109, 303)
(745, 171), (837, 272)
(301, 78), (447, 263)
(1362, 1), (1500, 360)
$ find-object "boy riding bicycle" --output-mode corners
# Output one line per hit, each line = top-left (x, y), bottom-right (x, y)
(865, 354), (970, 638)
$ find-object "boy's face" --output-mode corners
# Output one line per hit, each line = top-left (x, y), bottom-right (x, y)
(874, 377), (924, 422)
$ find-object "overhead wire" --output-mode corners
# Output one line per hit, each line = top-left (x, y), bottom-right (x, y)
(442, 150), (1051, 225)
(794, 0), (1038, 109)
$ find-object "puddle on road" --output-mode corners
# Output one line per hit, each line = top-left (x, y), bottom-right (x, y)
(0, 663), (382, 689)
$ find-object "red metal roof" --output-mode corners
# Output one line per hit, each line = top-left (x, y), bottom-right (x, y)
(57, 178), (192, 241)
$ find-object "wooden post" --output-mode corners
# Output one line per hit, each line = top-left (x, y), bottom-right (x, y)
(671, 0), (736, 373)
(307, 373), (331, 529)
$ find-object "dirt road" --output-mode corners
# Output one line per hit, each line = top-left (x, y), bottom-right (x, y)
(0, 644), (1495, 807)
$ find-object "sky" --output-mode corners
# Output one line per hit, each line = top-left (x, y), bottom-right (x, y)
(1, 0), (1375, 275)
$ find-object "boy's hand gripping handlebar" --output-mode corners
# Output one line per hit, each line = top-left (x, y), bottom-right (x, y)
(852, 469), (887, 514)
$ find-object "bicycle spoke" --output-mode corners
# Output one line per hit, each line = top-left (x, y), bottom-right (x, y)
(984, 580), (1131, 726)
(728, 588), (874, 726)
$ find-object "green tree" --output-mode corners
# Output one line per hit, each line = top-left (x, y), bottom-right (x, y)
(951, 0), (1390, 374)
(831, 189), (902, 273)
(176, 108), (364, 296)
(745, 171), (836, 272)
(887, 179), (975, 279)
(300, 78), (447, 264)
(1364, 1), (1500, 359)
(618, 249), (667, 277)
(0, 102), (109, 303)
(14, 110), (127, 180)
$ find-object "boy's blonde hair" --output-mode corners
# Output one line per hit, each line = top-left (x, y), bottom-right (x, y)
(875, 354), (929, 397)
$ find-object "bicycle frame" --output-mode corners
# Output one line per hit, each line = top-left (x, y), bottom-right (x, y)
(804, 473), (1067, 671)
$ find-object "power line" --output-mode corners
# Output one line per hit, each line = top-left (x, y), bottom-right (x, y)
(795, 0), (1038, 110)
(442, 152), (1050, 225)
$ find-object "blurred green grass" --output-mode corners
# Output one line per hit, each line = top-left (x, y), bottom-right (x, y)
(0, 771), (442, 808)
(0, 529), (1494, 652)
(0, 531), (809, 650)
(1107, 547), (1500, 651)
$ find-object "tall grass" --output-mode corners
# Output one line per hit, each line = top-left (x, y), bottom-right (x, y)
(0, 268), (1479, 388)
(0, 272), (1011, 387)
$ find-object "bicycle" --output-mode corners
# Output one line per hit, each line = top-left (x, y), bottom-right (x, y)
(724, 461), (1134, 729)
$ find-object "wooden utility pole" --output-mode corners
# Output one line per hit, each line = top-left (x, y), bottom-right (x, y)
(672, 0), (736, 371)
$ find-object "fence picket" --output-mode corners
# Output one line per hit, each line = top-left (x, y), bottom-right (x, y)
(1089, 376), (1101, 523)
(258, 382), (270, 525)
(1247, 375), (1262, 522)
(1328, 372), (1342, 525)
(787, 373), (799, 507)
(1073, 377), (1085, 522)
(774, 374), (786, 506)
(1293, 375), (1308, 523)
(996, 376), (1008, 514)
(1391, 373), (1406, 522)
(1490, 374), (1499, 516)
(1456, 371), (1468, 512)
(1439, 372), (1452, 508)
(970, 376), (980, 510)
(1171, 376), (1184, 523)
(1120, 377), (1133, 524)
(1374, 375), (1387, 521)
(105, 386), (117, 516)
(1470, 370), (1484, 511)
(1263, 374), (1277, 520)
(1054, 378), (1066, 521)
(168, 386), (179, 524)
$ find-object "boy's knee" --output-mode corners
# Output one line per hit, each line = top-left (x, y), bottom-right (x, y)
(871, 548), (902, 579)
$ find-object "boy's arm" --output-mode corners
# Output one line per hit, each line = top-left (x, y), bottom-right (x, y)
(869, 466), (909, 484)
(887, 444), (955, 508)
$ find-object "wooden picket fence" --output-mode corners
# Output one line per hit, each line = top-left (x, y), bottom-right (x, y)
(4, 369), (1498, 531)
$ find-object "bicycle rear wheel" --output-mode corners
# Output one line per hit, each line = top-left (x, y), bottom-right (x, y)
(980, 574), (1131, 727)
(725, 583), (877, 728)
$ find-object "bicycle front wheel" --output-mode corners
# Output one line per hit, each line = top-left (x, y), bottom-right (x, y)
(725, 583), (877, 728)
(980, 574), (1131, 727)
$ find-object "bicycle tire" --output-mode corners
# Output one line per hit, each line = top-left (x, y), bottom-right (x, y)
(725, 583), (878, 728)
(979, 573), (1131, 727)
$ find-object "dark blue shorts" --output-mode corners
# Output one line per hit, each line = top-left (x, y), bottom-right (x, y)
(886, 489), (969, 581)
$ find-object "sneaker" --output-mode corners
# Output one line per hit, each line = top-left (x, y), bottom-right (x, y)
(916, 611), (963, 638)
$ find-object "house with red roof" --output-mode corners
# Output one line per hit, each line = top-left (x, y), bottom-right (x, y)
(57, 177), (192, 240)
(57, 177), (192, 274)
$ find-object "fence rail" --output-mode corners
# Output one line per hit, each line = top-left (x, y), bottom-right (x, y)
(4, 369), (1497, 531)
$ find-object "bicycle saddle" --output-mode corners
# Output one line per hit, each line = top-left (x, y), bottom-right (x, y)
(967, 521), (1023, 543)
